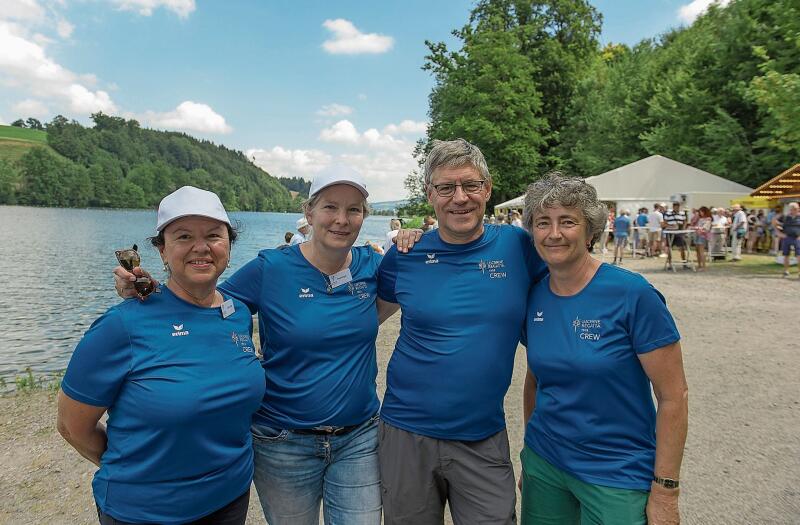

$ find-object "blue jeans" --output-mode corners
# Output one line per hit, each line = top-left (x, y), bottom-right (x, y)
(251, 414), (381, 525)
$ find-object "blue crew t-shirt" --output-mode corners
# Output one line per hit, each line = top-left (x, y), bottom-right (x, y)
(523, 263), (680, 490)
(219, 244), (381, 429)
(614, 215), (631, 237)
(378, 225), (547, 440)
(61, 286), (265, 524)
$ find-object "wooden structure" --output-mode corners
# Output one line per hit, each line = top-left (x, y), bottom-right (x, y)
(750, 164), (800, 201)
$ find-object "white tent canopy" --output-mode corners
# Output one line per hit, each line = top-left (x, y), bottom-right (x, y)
(494, 155), (754, 214)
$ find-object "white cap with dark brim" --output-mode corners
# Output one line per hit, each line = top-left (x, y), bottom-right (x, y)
(309, 164), (369, 199)
(156, 186), (231, 233)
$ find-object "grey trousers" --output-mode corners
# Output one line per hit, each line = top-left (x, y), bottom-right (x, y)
(378, 420), (517, 525)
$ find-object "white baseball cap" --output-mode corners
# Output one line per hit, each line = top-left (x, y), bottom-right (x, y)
(156, 186), (231, 232)
(296, 217), (309, 229)
(309, 164), (369, 199)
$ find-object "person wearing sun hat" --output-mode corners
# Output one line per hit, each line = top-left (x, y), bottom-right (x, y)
(219, 163), (406, 524)
(114, 167), (406, 524)
(290, 216), (311, 245)
(59, 186), (265, 525)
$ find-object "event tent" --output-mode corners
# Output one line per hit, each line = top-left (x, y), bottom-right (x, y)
(494, 155), (754, 215)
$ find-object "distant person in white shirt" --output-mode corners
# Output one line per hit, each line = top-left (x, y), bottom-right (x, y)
(647, 203), (664, 257)
(510, 211), (523, 228)
(711, 208), (728, 228)
(731, 204), (747, 261)
(383, 218), (402, 253)
(290, 217), (311, 245)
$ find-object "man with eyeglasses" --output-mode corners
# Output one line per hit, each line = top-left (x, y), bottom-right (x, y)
(377, 138), (547, 524)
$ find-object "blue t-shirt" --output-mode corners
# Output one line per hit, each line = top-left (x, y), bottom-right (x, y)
(219, 244), (381, 429)
(62, 287), (265, 524)
(523, 263), (680, 490)
(378, 225), (547, 440)
(614, 215), (631, 237)
(636, 213), (649, 227)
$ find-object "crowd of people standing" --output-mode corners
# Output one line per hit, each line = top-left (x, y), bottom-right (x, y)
(594, 200), (799, 277)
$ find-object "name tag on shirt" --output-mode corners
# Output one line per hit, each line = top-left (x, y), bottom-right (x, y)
(329, 268), (353, 289)
(220, 299), (235, 319)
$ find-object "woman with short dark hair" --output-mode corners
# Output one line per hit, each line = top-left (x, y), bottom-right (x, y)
(58, 186), (265, 525)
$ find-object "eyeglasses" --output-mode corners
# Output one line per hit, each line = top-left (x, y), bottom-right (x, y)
(430, 180), (487, 197)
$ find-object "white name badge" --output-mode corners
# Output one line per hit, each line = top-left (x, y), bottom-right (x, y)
(328, 268), (353, 289)
(220, 299), (235, 319)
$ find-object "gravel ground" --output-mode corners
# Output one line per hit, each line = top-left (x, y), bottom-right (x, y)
(1, 256), (798, 524)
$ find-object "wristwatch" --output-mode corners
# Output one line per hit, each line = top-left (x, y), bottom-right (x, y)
(653, 476), (680, 489)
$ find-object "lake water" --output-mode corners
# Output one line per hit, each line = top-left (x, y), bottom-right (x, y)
(0, 205), (395, 388)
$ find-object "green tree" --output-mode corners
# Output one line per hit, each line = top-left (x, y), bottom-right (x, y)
(0, 159), (20, 204)
(25, 118), (44, 130)
(420, 13), (549, 205)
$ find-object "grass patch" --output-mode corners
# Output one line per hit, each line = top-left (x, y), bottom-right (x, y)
(0, 139), (51, 163)
(4, 367), (63, 395)
(0, 125), (48, 143)
(400, 216), (424, 229)
(704, 253), (792, 276)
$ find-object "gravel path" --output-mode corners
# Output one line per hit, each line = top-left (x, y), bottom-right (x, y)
(1, 257), (797, 524)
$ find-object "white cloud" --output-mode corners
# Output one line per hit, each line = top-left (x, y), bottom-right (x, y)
(141, 101), (232, 134)
(677, 0), (731, 23)
(383, 119), (427, 136)
(110, 0), (196, 18)
(317, 103), (353, 117)
(56, 19), (73, 38)
(0, 115), (6, 125)
(357, 93), (367, 101)
(322, 19), (394, 55)
(246, 146), (332, 178)
(320, 119), (425, 152)
(12, 98), (48, 117)
(0, 21), (118, 115)
(0, 0), (46, 23)
(319, 119), (360, 144)
(316, 118), (427, 201)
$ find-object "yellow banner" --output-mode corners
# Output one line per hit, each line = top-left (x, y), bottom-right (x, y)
(730, 196), (779, 208)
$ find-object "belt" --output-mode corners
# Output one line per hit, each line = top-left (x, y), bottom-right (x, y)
(292, 422), (362, 437)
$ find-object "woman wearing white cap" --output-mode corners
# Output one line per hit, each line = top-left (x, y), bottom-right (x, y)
(58, 186), (265, 524)
(114, 167), (401, 524)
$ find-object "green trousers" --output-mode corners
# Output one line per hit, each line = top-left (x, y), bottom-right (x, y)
(520, 446), (649, 525)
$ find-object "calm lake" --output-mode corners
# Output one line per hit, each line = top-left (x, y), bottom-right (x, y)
(0, 205), (395, 388)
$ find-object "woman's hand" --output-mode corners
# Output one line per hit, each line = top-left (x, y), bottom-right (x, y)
(646, 483), (680, 524)
(113, 266), (156, 300)
(393, 229), (424, 253)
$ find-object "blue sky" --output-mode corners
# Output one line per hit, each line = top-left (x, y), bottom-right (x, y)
(0, 0), (725, 201)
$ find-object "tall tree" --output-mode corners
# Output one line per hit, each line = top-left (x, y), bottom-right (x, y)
(409, 0), (601, 208)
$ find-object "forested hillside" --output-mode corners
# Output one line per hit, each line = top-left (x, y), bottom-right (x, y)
(406, 0), (799, 209)
(0, 114), (299, 211)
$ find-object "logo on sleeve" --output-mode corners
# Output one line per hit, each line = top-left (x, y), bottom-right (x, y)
(171, 323), (189, 337)
(573, 316), (602, 341)
(425, 253), (439, 264)
(532, 311), (544, 322)
(479, 259), (506, 279)
(298, 287), (314, 298)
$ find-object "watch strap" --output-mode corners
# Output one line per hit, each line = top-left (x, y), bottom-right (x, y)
(653, 476), (680, 489)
